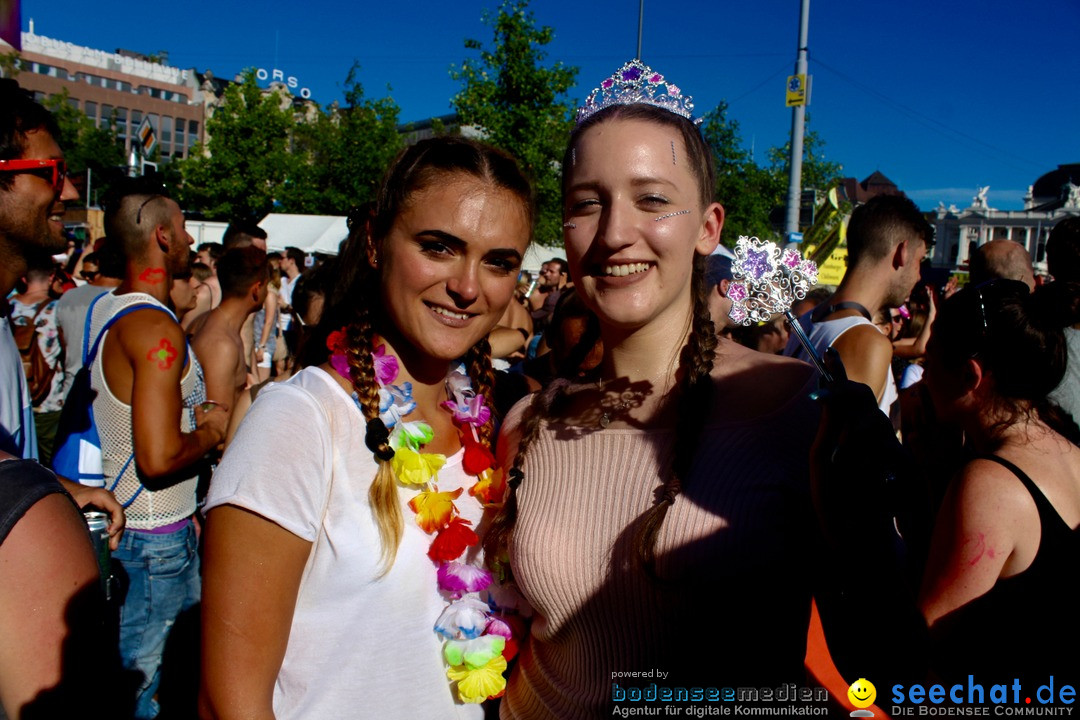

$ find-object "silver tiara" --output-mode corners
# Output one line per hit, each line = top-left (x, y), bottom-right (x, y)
(576, 59), (694, 125)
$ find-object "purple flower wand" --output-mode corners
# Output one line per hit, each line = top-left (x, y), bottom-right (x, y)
(726, 236), (834, 383)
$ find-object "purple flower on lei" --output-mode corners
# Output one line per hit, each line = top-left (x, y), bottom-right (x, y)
(373, 344), (399, 386)
(438, 561), (493, 598)
(441, 370), (491, 427)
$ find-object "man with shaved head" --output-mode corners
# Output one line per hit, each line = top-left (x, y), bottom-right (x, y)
(92, 187), (229, 718)
(969, 239), (1035, 290)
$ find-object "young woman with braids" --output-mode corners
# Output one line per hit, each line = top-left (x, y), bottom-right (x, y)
(486, 62), (822, 719)
(199, 136), (533, 719)
(919, 279), (1080, 685)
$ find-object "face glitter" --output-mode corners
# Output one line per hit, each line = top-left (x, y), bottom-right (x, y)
(654, 209), (691, 222)
(563, 221), (577, 229)
(671, 140), (676, 165)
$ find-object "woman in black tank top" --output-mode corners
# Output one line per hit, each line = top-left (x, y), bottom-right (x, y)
(920, 279), (1080, 688)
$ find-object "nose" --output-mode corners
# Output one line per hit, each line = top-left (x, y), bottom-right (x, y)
(60, 173), (79, 202)
(186, 231), (194, 246)
(446, 261), (479, 307)
(594, 197), (634, 251)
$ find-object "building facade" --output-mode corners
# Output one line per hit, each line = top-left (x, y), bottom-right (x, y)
(5, 30), (205, 161)
(928, 166), (1080, 278)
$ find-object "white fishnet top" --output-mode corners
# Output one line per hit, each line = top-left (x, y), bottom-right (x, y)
(89, 291), (203, 530)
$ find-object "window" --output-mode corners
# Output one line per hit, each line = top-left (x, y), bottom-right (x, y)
(85, 101), (98, 124)
(101, 104), (113, 130)
(174, 118), (186, 154)
(67, 96), (79, 110)
(188, 120), (199, 148)
(116, 108), (128, 139)
(161, 116), (173, 149)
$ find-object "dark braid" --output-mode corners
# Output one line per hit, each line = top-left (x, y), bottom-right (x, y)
(463, 337), (497, 449)
(484, 380), (571, 582)
(635, 254), (717, 572)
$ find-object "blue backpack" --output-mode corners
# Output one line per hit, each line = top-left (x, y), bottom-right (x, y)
(52, 295), (174, 491)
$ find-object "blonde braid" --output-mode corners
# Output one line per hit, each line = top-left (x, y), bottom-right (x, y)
(344, 312), (404, 575)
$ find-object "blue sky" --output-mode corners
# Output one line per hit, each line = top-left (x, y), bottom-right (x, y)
(19, 0), (1079, 211)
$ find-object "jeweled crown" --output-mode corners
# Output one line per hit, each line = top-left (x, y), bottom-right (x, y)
(576, 59), (694, 125)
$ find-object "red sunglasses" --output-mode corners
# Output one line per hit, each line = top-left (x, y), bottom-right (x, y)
(0, 158), (68, 195)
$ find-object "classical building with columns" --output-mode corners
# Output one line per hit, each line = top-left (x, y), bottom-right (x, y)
(927, 163), (1080, 277)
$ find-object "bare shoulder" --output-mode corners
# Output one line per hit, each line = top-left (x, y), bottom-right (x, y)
(711, 339), (816, 418)
(948, 459), (1038, 538)
(114, 307), (183, 353)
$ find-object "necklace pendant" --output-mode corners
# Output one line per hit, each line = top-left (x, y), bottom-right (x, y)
(599, 412), (612, 428)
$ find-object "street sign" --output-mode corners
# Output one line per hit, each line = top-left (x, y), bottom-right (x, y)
(788, 231), (804, 244)
(786, 74), (807, 107)
(136, 116), (157, 155)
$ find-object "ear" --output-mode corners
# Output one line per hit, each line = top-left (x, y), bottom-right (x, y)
(961, 356), (986, 397)
(695, 202), (725, 256)
(154, 224), (171, 256)
(718, 278), (732, 296)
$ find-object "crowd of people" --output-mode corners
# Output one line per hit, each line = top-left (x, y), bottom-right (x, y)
(1, 56), (1078, 720)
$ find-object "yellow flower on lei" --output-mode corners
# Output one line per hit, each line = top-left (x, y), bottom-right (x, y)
(446, 654), (508, 704)
(408, 487), (462, 534)
(392, 447), (446, 486)
(468, 467), (506, 507)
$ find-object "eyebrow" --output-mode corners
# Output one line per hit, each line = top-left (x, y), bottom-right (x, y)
(566, 175), (679, 193)
(416, 230), (523, 263)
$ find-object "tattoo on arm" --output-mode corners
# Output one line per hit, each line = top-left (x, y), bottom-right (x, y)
(147, 338), (180, 370)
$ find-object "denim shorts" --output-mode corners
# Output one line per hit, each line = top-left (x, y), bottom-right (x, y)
(113, 521), (200, 720)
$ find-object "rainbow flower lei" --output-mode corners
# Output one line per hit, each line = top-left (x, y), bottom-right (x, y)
(327, 330), (512, 704)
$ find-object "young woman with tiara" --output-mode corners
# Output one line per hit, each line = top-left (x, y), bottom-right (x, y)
(486, 61), (824, 718)
(200, 136), (534, 719)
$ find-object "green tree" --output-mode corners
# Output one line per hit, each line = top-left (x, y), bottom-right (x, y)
(0, 51), (19, 79)
(279, 63), (403, 215)
(700, 102), (779, 242)
(451, 0), (578, 247)
(42, 89), (126, 205)
(765, 120), (844, 202)
(178, 70), (295, 221)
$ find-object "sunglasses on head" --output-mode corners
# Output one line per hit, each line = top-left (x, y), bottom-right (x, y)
(0, 158), (68, 195)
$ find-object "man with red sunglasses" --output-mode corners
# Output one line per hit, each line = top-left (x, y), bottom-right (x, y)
(0, 79), (133, 718)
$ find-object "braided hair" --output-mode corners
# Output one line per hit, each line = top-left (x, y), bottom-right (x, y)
(487, 103), (720, 577)
(304, 136), (534, 573)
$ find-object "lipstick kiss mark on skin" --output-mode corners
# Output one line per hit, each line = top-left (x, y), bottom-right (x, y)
(147, 339), (179, 370)
(139, 267), (166, 284)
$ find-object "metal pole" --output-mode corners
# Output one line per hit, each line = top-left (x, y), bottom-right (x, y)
(636, 0), (644, 59)
(85, 167), (91, 210)
(783, 0), (810, 244)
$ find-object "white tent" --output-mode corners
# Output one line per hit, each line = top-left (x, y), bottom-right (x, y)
(522, 244), (565, 273)
(257, 213), (349, 255)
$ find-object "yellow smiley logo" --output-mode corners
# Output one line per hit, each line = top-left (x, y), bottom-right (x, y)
(847, 678), (877, 709)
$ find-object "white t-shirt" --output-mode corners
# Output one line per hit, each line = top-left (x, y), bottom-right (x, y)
(278, 274), (297, 332)
(205, 367), (483, 720)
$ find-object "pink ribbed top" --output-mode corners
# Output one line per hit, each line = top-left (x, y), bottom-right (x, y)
(501, 384), (819, 719)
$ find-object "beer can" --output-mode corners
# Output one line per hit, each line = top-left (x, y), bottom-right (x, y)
(83, 511), (112, 601)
